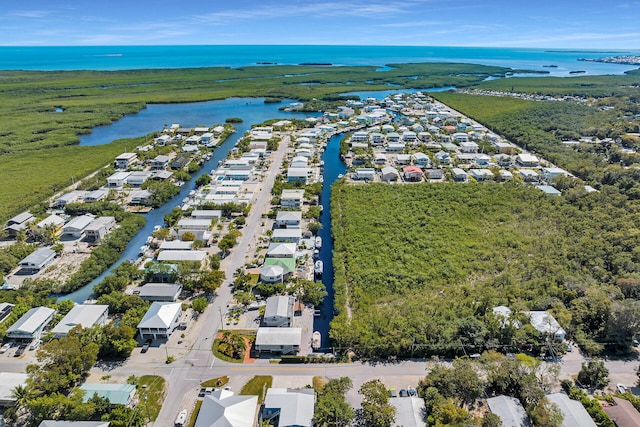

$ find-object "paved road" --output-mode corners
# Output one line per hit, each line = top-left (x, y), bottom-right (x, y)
(147, 134), (293, 426)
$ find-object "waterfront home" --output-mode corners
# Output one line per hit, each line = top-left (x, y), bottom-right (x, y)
(171, 156), (189, 170)
(263, 258), (295, 278)
(84, 189), (108, 203)
(7, 306), (56, 341)
(381, 166), (400, 182)
(182, 144), (199, 153)
(271, 228), (302, 244)
(62, 214), (95, 238)
(5, 211), (34, 237)
(51, 304), (109, 338)
(84, 216), (116, 242)
(106, 171), (131, 188)
(351, 131), (369, 143)
(114, 152), (137, 170)
(224, 159), (253, 170)
(191, 209), (222, 221)
(137, 283), (183, 302)
(255, 328), (302, 355)
(151, 155), (170, 170)
(516, 153), (540, 167)
(546, 393), (596, 427)
(263, 296), (295, 327)
(487, 396), (530, 427)
(157, 250), (208, 267)
(266, 243), (297, 259)
(200, 132), (214, 145)
(355, 168), (376, 181)
(159, 240), (194, 251)
(526, 311), (566, 341)
(18, 248), (56, 273)
(175, 218), (212, 241)
(280, 189), (305, 209)
(155, 134), (171, 145)
(185, 135), (201, 145)
(452, 168), (468, 183)
(35, 214), (65, 234)
(402, 131), (418, 143)
(195, 389), (258, 427)
(370, 132), (385, 145)
(126, 171), (152, 187)
(290, 156), (308, 169)
(275, 211), (302, 229)
(130, 190), (153, 205)
(469, 169), (494, 181)
(80, 383), (136, 407)
(260, 264), (284, 284)
(137, 302), (182, 340)
(287, 168), (311, 184)
(262, 388), (315, 426)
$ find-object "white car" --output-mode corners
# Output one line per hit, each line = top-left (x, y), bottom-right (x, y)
(617, 384), (627, 394)
(0, 343), (11, 353)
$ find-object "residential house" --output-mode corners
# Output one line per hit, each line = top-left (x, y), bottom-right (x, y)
(519, 169), (540, 183)
(271, 228), (302, 244)
(19, 248), (56, 273)
(403, 166), (423, 182)
(381, 166), (400, 182)
(84, 189), (108, 203)
(137, 283), (183, 302)
(0, 372), (29, 406)
(171, 156), (189, 170)
(195, 389), (258, 427)
(126, 171), (152, 187)
(200, 133), (214, 146)
(374, 153), (387, 166)
(262, 258), (295, 279)
(546, 393), (596, 427)
(536, 185), (562, 196)
(35, 214), (65, 234)
(498, 170), (514, 181)
(603, 397), (640, 427)
(526, 311), (566, 341)
(39, 421), (110, 427)
(516, 153), (540, 167)
(157, 250), (208, 266)
(453, 132), (469, 143)
(80, 383), (136, 407)
(355, 168), (376, 181)
(370, 132), (385, 145)
(402, 131), (417, 143)
(51, 304), (109, 338)
(263, 296), (295, 327)
(287, 168), (311, 184)
(280, 190), (305, 209)
(275, 211), (302, 229)
(351, 131), (369, 143)
(7, 306), (56, 341)
(5, 211), (34, 237)
(494, 141), (515, 154)
(151, 155), (170, 170)
(62, 214), (95, 238)
(452, 168), (468, 183)
(260, 265), (284, 284)
(159, 241), (193, 251)
(175, 218), (212, 241)
(52, 191), (82, 209)
(84, 216), (116, 242)
(0, 303), (15, 323)
(137, 302), (182, 339)
(487, 395), (531, 427)
(130, 190), (153, 205)
(412, 152), (430, 168)
(387, 132), (401, 143)
(386, 142), (405, 152)
(267, 243), (297, 259)
(459, 141), (479, 153)
(469, 169), (494, 181)
(289, 156), (308, 169)
(114, 153), (137, 169)
(543, 167), (570, 181)
(475, 153), (492, 166)
(191, 210), (222, 221)
(255, 328), (302, 355)
(106, 171), (131, 188)
(262, 388), (315, 427)
(435, 151), (451, 165)
(425, 168), (444, 180)
(396, 154), (411, 165)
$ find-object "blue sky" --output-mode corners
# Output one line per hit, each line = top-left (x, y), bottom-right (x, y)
(2, 0), (640, 48)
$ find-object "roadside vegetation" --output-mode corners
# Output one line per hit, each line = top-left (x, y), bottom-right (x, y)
(331, 182), (640, 358)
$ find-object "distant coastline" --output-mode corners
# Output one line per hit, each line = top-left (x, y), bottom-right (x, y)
(578, 55), (640, 66)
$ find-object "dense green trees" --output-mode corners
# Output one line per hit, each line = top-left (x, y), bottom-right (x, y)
(359, 380), (396, 427)
(330, 183), (640, 357)
(313, 377), (355, 427)
(290, 279), (327, 306)
(577, 359), (610, 391)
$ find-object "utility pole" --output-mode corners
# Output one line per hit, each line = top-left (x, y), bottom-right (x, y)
(219, 306), (224, 330)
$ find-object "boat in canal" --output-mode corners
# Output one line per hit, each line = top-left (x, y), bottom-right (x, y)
(314, 260), (323, 276)
(315, 236), (322, 249)
(312, 331), (321, 350)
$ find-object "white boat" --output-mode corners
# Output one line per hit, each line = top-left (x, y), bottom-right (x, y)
(312, 331), (321, 349)
(314, 260), (323, 276)
(338, 173), (344, 179)
(139, 245), (149, 255)
(146, 236), (153, 244)
(175, 409), (187, 426)
(315, 236), (322, 249)
(153, 225), (162, 232)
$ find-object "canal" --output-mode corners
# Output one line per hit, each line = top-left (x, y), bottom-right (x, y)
(64, 98), (319, 303)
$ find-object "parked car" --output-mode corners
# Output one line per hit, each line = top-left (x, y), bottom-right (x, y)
(14, 345), (26, 357)
(617, 384), (627, 394)
(141, 339), (152, 353)
(566, 343), (573, 352)
(0, 342), (12, 353)
(29, 340), (41, 351)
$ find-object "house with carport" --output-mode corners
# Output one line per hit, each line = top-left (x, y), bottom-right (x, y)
(51, 304), (109, 338)
(7, 306), (56, 341)
(137, 302), (182, 339)
(263, 296), (294, 327)
(19, 248), (56, 273)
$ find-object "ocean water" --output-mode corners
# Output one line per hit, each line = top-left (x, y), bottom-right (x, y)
(1, 45), (639, 76)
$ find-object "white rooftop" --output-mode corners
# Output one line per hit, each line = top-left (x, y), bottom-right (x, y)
(256, 328), (302, 347)
(487, 395), (531, 427)
(51, 304), (108, 337)
(264, 388), (315, 427)
(546, 393), (596, 427)
(138, 302), (182, 329)
(7, 306), (55, 335)
(157, 250), (208, 262)
(195, 389), (258, 427)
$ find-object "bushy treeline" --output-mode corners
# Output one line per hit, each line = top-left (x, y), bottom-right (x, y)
(330, 183), (640, 357)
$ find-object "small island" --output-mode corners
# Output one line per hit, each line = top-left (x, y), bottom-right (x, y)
(578, 55), (640, 65)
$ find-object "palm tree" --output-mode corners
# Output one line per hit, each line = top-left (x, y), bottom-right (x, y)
(219, 331), (247, 359)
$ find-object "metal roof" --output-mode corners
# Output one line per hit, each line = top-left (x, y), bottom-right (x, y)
(275, 211), (302, 222)
(64, 214), (95, 231)
(138, 283), (182, 300)
(159, 241), (194, 251)
(39, 421), (111, 427)
(79, 383), (136, 406)
(157, 250), (207, 262)
(546, 393), (596, 427)
(20, 248), (56, 267)
(264, 388), (315, 427)
(264, 296), (293, 320)
(266, 243), (296, 257)
(0, 372), (29, 403)
(137, 302), (182, 329)
(256, 328), (302, 346)
(7, 306), (55, 335)
(195, 390), (258, 427)
(51, 305), (108, 337)
(487, 395), (531, 427)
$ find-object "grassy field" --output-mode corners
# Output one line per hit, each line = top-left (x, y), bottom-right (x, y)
(200, 376), (229, 387)
(330, 182), (640, 357)
(137, 375), (166, 421)
(239, 375), (273, 404)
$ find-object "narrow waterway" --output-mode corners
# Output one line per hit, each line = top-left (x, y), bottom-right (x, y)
(64, 98), (319, 303)
(313, 134), (346, 351)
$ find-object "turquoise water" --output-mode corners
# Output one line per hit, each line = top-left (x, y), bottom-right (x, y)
(1, 45), (638, 76)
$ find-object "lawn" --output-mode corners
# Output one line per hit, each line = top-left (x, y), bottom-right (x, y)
(187, 400), (202, 427)
(200, 376), (230, 388)
(240, 375), (273, 404)
(137, 375), (167, 422)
